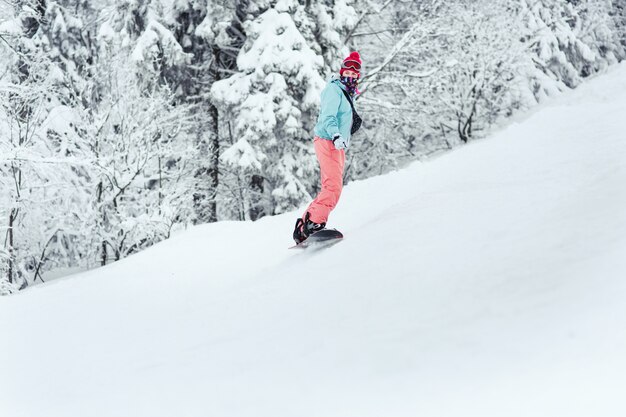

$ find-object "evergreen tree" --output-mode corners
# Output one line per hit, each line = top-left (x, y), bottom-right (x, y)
(613, 0), (626, 50)
(167, 0), (223, 224)
(520, 0), (624, 90)
(211, 0), (357, 219)
(157, 0), (247, 224)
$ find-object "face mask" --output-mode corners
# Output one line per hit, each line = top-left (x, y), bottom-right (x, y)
(340, 76), (359, 95)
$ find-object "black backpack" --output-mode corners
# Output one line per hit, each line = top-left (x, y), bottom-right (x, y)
(340, 89), (362, 135)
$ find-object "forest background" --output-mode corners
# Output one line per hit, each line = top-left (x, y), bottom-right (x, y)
(1, 0), (625, 292)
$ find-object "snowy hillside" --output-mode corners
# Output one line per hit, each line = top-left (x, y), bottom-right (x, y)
(2, 63), (626, 417)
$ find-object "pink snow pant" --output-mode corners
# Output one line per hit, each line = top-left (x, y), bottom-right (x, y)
(304, 137), (346, 224)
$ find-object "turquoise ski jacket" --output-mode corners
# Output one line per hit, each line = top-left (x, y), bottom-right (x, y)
(314, 78), (354, 145)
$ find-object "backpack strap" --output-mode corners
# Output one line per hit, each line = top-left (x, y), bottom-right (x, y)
(340, 88), (356, 110)
(340, 88), (362, 135)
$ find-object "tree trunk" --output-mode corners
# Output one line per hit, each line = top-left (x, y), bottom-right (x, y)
(208, 103), (219, 222)
(192, 118), (219, 224)
(101, 239), (107, 266)
(248, 174), (265, 221)
(7, 209), (16, 284)
(96, 181), (108, 266)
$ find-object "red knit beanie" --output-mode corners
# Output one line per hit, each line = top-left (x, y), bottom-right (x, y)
(340, 51), (362, 78)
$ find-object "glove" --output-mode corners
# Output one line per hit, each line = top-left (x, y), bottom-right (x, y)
(332, 133), (349, 150)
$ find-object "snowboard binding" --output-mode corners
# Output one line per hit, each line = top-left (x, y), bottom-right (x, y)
(293, 212), (326, 244)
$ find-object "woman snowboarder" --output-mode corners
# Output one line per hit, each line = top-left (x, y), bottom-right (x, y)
(293, 51), (363, 244)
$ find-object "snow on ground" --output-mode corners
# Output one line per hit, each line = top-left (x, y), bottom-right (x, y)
(2, 63), (626, 417)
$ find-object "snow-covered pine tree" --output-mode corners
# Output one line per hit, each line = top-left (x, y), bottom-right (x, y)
(157, 0), (250, 224)
(567, 0), (625, 71)
(211, 0), (357, 220)
(43, 1), (99, 108)
(519, 0), (624, 92)
(613, 0), (626, 50)
(164, 0), (223, 225)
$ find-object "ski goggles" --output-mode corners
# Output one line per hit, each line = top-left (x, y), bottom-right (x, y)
(341, 60), (361, 71)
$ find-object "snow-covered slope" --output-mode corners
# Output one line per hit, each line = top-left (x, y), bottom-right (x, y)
(2, 63), (626, 417)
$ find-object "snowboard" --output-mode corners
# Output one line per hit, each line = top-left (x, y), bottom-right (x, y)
(289, 229), (344, 250)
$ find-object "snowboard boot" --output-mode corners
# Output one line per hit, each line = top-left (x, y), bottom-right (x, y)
(293, 212), (326, 244)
